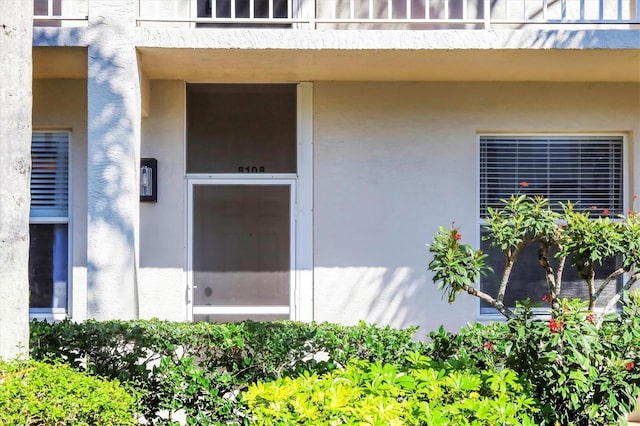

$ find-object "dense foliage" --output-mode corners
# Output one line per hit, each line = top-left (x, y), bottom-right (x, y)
(243, 354), (538, 425)
(0, 360), (136, 425)
(427, 295), (640, 425)
(427, 193), (640, 424)
(30, 319), (421, 425)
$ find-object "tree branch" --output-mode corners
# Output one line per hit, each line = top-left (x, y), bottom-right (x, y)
(597, 271), (640, 327)
(554, 253), (566, 298)
(497, 245), (522, 305)
(586, 267), (596, 311)
(461, 283), (515, 319)
(593, 267), (626, 300)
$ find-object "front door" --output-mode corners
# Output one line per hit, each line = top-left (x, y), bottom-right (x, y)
(185, 83), (307, 322)
(188, 178), (295, 322)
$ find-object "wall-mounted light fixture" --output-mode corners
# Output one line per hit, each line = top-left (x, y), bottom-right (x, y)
(140, 158), (157, 202)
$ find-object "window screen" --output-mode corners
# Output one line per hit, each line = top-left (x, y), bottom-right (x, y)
(30, 132), (69, 313)
(479, 135), (624, 313)
(187, 84), (297, 174)
(480, 135), (623, 217)
(31, 132), (69, 218)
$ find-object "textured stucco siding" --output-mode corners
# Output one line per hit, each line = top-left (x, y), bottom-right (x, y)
(32, 78), (640, 332)
(139, 80), (187, 321)
(313, 81), (640, 336)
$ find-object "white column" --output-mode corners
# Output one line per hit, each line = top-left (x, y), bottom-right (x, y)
(0, 0), (32, 360)
(296, 82), (314, 322)
(86, 0), (141, 319)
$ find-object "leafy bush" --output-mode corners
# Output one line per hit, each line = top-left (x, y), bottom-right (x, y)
(428, 194), (640, 318)
(30, 319), (421, 425)
(243, 354), (538, 425)
(427, 193), (640, 424)
(0, 360), (136, 425)
(426, 296), (640, 425)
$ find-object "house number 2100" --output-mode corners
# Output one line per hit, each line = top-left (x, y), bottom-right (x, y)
(238, 166), (265, 173)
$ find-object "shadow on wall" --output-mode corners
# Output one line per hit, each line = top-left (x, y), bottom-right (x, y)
(86, 17), (140, 318)
(34, 20), (140, 318)
(316, 264), (478, 339)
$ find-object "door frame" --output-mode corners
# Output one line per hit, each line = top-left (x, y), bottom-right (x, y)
(183, 82), (313, 322)
(186, 176), (297, 320)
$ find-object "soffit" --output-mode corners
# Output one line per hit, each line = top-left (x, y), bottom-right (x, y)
(137, 47), (640, 82)
(33, 47), (87, 79)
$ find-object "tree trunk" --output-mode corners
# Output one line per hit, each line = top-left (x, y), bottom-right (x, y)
(0, 0), (33, 359)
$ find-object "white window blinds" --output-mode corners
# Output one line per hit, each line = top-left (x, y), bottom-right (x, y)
(480, 135), (623, 218)
(31, 132), (69, 218)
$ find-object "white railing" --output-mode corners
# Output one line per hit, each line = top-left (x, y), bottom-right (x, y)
(137, 0), (640, 29)
(33, 0), (88, 27)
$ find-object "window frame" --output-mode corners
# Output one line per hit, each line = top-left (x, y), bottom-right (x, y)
(29, 130), (72, 322)
(476, 133), (629, 320)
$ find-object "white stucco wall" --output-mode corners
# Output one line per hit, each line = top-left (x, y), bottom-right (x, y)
(313, 81), (640, 337)
(32, 78), (88, 320)
(33, 78), (639, 333)
(139, 80), (187, 321)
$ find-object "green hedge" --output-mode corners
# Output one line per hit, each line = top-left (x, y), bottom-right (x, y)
(30, 319), (421, 425)
(0, 360), (136, 425)
(243, 354), (538, 425)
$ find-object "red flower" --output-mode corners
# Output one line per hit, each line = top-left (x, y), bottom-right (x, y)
(549, 318), (565, 333)
(634, 194), (638, 200)
(483, 342), (495, 351)
(453, 232), (462, 241)
(602, 209), (609, 216)
(625, 362), (635, 371)
(587, 312), (594, 323)
(629, 210), (637, 217)
(519, 181), (529, 188)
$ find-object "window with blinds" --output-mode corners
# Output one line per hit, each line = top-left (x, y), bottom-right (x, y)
(31, 132), (69, 218)
(478, 135), (624, 313)
(480, 135), (623, 218)
(30, 132), (69, 315)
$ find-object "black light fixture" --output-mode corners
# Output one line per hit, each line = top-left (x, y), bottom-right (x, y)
(140, 158), (157, 202)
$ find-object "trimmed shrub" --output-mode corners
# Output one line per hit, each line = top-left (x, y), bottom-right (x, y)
(30, 319), (421, 424)
(242, 354), (538, 425)
(0, 360), (137, 425)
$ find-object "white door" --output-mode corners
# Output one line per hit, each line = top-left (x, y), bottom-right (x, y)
(187, 178), (296, 322)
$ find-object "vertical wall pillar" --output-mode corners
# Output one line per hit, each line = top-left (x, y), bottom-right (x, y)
(86, 1), (140, 319)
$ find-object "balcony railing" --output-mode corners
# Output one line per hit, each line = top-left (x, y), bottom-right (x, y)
(137, 0), (640, 29)
(33, 0), (88, 27)
(32, 0), (638, 29)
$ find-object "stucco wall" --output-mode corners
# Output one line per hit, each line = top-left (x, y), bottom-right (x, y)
(313, 81), (640, 337)
(34, 79), (639, 332)
(32, 78), (88, 320)
(139, 80), (186, 320)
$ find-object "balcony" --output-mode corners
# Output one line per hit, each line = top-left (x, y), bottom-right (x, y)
(137, 0), (640, 29)
(32, 0), (638, 29)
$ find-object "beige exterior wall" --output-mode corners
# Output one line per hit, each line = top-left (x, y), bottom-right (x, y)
(134, 80), (640, 330)
(32, 79), (640, 332)
(32, 79), (88, 320)
(313, 81), (639, 336)
(139, 80), (186, 321)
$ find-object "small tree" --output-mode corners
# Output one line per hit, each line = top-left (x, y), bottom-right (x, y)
(428, 194), (640, 322)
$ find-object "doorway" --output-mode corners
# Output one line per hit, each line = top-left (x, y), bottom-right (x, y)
(187, 178), (296, 321)
(185, 83), (311, 322)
